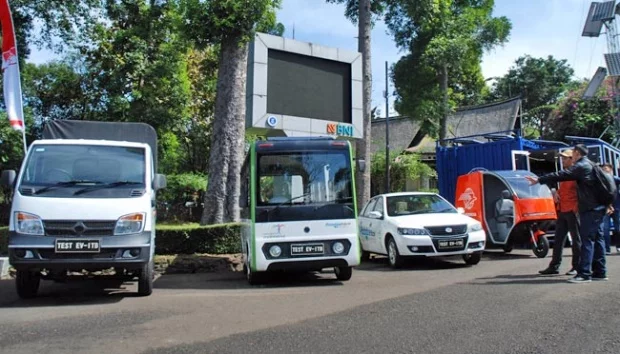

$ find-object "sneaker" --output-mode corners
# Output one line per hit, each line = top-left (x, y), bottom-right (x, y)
(568, 276), (591, 283)
(566, 269), (578, 276)
(539, 268), (559, 275)
(592, 274), (609, 281)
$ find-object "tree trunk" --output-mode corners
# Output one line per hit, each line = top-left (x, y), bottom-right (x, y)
(356, 0), (372, 210)
(201, 37), (248, 225)
(439, 64), (449, 146)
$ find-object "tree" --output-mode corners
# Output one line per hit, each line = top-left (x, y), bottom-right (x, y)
(370, 150), (436, 194)
(545, 78), (614, 141)
(326, 0), (385, 209)
(182, 0), (283, 224)
(489, 55), (575, 138)
(385, 0), (511, 144)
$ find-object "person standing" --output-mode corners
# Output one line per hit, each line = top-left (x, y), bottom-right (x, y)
(538, 150), (581, 276)
(600, 164), (620, 254)
(526, 144), (608, 283)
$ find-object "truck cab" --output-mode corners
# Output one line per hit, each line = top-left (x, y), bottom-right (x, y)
(1, 120), (166, 298)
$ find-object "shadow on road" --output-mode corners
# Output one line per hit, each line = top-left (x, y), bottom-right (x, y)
(356, 255), (471, 272)
(0, 277), (137, 308)
(470, 273), (573, 285)
(154, 269), (348, 290)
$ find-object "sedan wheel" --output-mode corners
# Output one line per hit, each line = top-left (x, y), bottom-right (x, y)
(387, 238), (404, 269)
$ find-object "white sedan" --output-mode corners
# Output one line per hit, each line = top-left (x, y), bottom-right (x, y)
(358, 192), (486, 268)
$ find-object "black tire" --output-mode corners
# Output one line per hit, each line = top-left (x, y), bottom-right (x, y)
(533, 236), (549, 258)
(361, 250), (371, 262)
(386, 237), (404, 269)
(16, 270), (40, 299)
(334, 266), (353, 281)
(463, 252), (482, 265)
(137, 261), (154, 296)
(245, 251), (266, 285)
(503, 244), (513, 253)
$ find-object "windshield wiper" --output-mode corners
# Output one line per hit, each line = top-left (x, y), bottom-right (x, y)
(261, 193), (311, 221)
(436, 208), (457, 213)
(73, 181), (143, 195)
(33, 180), (104, 195)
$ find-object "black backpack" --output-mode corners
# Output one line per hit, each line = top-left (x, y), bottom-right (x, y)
(589, 161), (617, 205)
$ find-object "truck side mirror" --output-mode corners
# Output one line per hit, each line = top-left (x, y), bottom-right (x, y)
(153, 174), (167, 190)
(357, 159), (366, 173)
(1, 170), (16, 188)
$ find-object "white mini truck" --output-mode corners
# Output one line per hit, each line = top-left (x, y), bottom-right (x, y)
(1, 120), (166, 298)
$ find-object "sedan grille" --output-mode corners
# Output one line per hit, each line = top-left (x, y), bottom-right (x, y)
(424, 224), (467, 236)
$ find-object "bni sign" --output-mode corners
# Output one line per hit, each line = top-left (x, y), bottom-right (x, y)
(326, 123), (353, 137)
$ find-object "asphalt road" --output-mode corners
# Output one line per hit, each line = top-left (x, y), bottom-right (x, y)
(1, 249), (619, 354)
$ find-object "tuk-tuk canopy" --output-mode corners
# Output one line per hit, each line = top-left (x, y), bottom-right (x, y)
(493, 170), (553, 200)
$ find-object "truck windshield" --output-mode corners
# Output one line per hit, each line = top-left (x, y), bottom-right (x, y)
(256, 150), (354, 222)
(21, 144), (146, 190)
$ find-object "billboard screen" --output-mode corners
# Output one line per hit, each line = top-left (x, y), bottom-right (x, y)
(266, 49), (352, 124)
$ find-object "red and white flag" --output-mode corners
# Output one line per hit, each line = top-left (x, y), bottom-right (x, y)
(0, 0), (25, 131)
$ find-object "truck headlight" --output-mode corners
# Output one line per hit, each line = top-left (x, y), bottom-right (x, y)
(269, 245), (282, 258)
(15, 212), (44, 235)
(468, 223), (483, 232)
(114, 213), (145, 235)
(397, 228), (428, 236)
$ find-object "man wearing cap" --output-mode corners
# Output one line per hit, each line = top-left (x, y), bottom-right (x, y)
(526, 144), (608, 283)
(538, 149), (581, 276)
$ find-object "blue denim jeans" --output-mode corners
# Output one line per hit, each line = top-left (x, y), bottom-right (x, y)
(603, 209), (620, 252)
(578, 209), (607, 279)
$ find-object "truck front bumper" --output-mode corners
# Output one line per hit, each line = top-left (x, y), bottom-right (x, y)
(8, 231), (152, 271)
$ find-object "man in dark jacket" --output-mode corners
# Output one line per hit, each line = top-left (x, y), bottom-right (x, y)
(601, 164), (620, 254)
(526, 144), (607, 283)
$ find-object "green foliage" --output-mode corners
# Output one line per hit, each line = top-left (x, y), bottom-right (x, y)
(158, 173), (208, 222)
(182, 0), (282, 45)
(489, 55), (576, 136)
(371, 151), (436, 193)
(0, 226), (6, 255)
(325, 0), (386, 24)
(155, 223), (241, 254)
(386, 0), (511, 138)
(545, 78), (614, 141)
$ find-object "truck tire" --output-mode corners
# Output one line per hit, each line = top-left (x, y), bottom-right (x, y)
(138, 261), (154, 296)
(16, 270), (40, 299)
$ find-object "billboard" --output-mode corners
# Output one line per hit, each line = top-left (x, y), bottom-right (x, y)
(246, 33), (363, 139)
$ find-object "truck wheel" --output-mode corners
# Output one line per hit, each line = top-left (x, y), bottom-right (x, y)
(463, 252), (482, 265)
(246, 263), (266, 285)
(137, 261), (154, 296)
(387, 237), (404, 269)
(16, 270), (40, 299)
(334, 266), (353, 281)
(533, 236), (549, 258)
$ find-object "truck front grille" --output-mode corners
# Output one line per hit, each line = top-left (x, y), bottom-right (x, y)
(43, 220), (116, 237)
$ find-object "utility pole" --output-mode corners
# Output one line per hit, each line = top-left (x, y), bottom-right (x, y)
(385, 61), (390, 194)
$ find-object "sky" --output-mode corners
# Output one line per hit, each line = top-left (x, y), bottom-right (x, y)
(26, 0), (610, 117)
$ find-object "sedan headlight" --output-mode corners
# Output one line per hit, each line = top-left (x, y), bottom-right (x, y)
(15, 212), (44, 235)
(468, 223), (483, 232)
(114, 213), (146, 235)
(397, 227), (428, 236)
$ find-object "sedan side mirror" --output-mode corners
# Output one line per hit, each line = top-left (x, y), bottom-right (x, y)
(368, 211), (383, 219)
(153, 174), (167, 190)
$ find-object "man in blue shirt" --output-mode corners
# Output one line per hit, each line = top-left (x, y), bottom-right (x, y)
(601, 164), (620, 254)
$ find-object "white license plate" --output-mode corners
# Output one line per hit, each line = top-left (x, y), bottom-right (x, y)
(55, 240), (101, 253)
(438, 239), (464, 249)
(291, 243), (324, 255)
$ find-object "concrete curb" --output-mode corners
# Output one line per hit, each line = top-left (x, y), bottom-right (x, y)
(0, 257), (9, 279)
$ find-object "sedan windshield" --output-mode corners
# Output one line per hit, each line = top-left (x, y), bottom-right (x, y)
(386, 194), (456, 217)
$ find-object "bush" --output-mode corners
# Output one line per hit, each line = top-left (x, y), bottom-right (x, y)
(157, 173), (208, 223)
(155, 223), (241, 254)
(0, 224), (241, 256)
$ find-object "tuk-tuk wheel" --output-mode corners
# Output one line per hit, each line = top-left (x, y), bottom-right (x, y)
(532, 236), (549, 258)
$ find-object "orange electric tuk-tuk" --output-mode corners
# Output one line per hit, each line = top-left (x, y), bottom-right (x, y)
(454, 169), (557, 258)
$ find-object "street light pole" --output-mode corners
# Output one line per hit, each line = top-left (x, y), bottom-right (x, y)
(385, 61), (390, 194)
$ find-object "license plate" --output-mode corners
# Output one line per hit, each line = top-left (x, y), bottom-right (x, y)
(55, 239), (101, 253)
(291, 243), (324, 255)
(438, 239), (464, 249)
